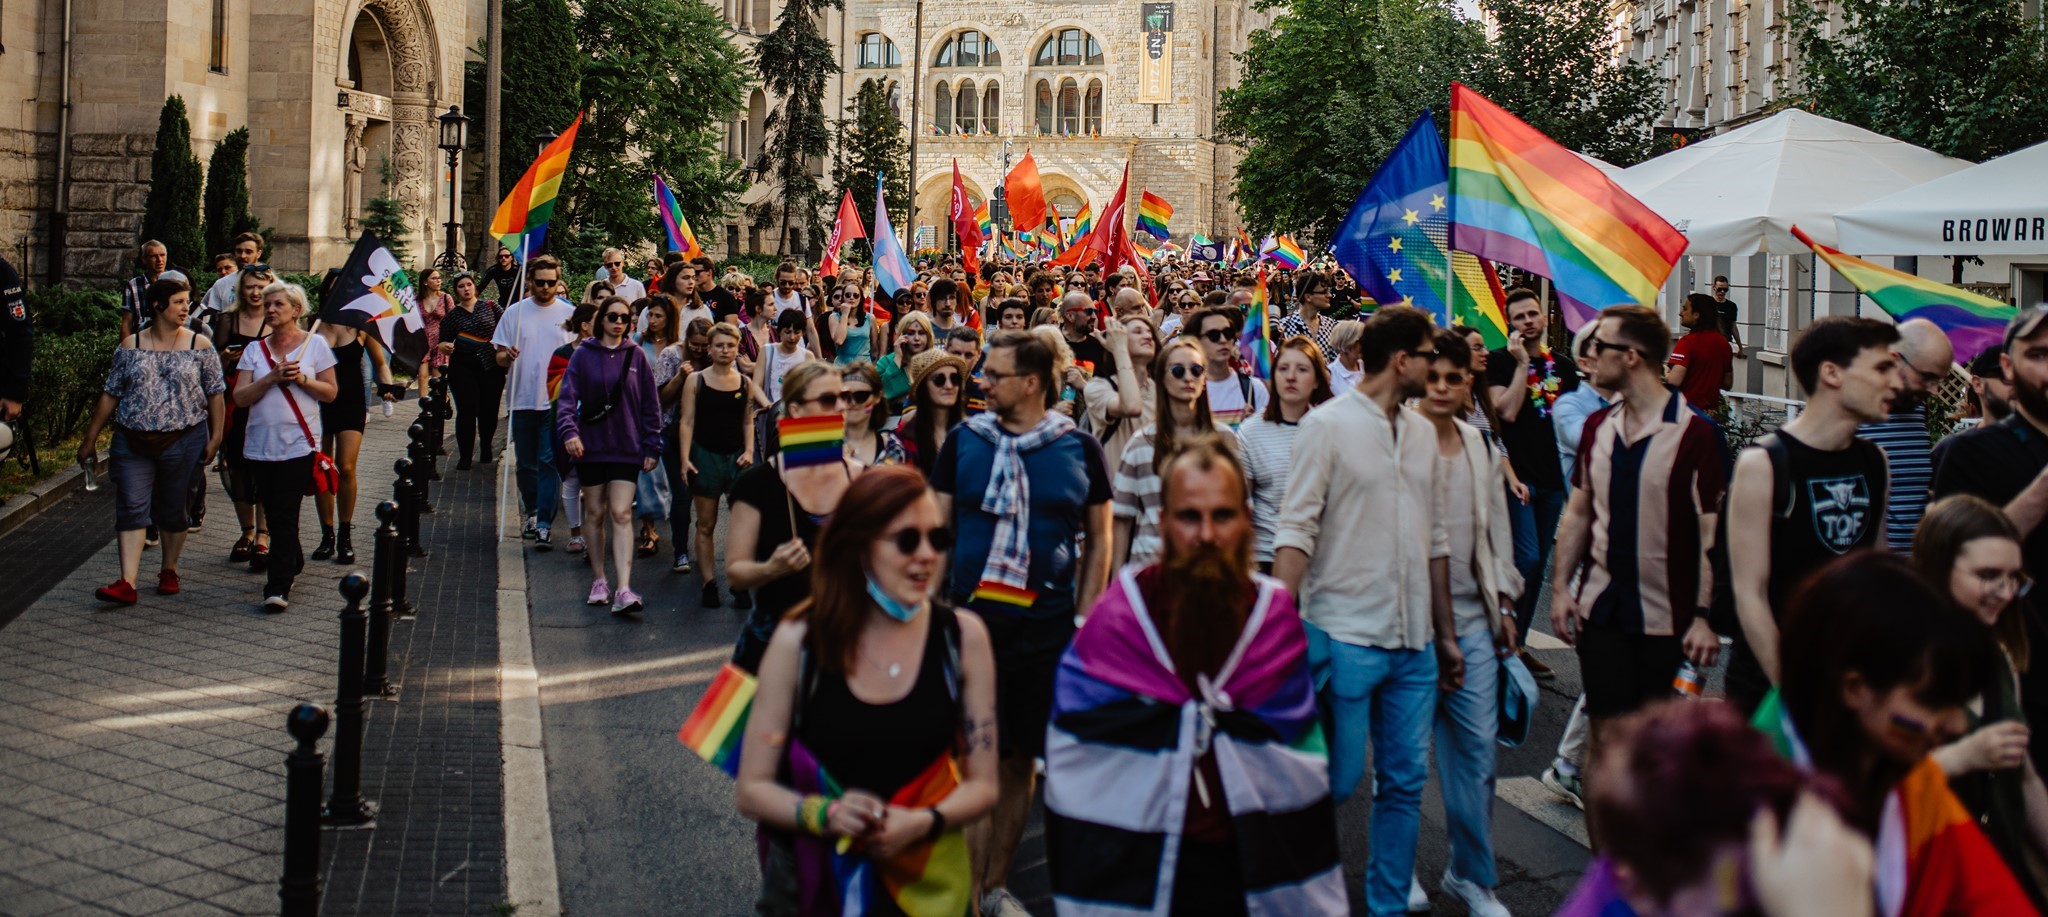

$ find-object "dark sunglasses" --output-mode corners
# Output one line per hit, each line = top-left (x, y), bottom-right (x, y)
(928, 372), (961, 388)
(245, 262), (272, 274)
(605, 261), (624, 268)
(841, 389), (876, 406)
(1591, 339), (1637, 357)
(1200, 329), (1234, 344)
(792, 392), (852, 408)
(1427, 370), (1470, 386)
(887, 526), (954, 555)
(1166, 363), (1202, 380)
(532, 278), (561, 287)
(602, 312), (632, 324)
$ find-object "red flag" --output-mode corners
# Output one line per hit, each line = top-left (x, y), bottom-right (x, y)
(950, 160), (983, 276)
(1053, 161), (1129, 268)
(1004, 151), (1047, 234)
(819, 189), (865, 278)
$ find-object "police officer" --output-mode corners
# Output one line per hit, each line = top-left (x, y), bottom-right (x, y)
(0, 254), (31, 423)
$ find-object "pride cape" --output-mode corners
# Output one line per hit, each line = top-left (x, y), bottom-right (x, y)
(1793, 225), (2016, 364)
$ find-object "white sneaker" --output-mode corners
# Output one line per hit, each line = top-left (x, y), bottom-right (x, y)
(1408, 874), (1431, 912)
(1441, 868), (1510, 917)
(980, 888), (1030, 917)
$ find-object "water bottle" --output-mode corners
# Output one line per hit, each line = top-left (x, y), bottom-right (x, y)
(79, 454), (100, 492)
(1672, 660), (1704, 700)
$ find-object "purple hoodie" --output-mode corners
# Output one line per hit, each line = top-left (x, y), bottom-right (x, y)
(555, 338), (663, 465)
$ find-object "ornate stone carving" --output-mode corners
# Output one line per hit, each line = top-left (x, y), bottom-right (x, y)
(344, 115), (367, 235)
(391, 110), (432, 229)
(366, 0), (433, 94)
(338, 89), (394, 121)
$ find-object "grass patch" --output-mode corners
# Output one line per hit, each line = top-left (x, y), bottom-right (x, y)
(0, 429), (109, 503)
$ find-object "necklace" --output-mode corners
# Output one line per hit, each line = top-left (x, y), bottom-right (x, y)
(864, 651), (904, 678)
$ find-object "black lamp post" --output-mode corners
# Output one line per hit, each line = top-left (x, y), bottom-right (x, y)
(436, 105), (470, 272)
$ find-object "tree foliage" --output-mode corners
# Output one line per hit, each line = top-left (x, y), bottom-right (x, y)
(361, 156), (413, 266)
(202, 127), (265, 258)
(498, 0), (582, 203)
(832, 78), (910, 231)
(752, 0), (842, 258)
(140, 95), (206, 272)
(1785, 0), (2048, 162)
(1465, 0), (1660, 167)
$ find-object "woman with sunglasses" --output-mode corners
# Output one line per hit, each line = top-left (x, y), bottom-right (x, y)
(876, 311), (935, 411)
(728, 360), (863, 670)
(840, 361), (890, 466)
(1914, 496), (2048, 907)
(676, 322), (761, 609)
(735, 465), (997, 916)
(828, 281), (874, 366)
(886, 351), (968, 477)
(1278, 272), (1337, 354)
(1110, 338), (1238, 569)
(558, 296), (664, 615)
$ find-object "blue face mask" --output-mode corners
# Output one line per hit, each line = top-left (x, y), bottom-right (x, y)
(866, 572), (924, 622)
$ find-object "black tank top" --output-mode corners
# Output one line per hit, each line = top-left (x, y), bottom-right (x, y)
(327, 339), (366, 413)
(692, 371), (748, 454)
(1762, 430), (1890, 609)
(796, 606), (959, 796)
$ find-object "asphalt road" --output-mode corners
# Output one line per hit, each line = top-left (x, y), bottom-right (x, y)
(527, 504), (1594, 915)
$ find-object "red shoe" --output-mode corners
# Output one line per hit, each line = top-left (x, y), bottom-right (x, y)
(95, 579), (138, 605)
(156, 569), (181, 596)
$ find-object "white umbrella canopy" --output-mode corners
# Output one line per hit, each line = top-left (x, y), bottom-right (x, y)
(1614, 109), (1971, 256)
(1834, 139), (2048, 255)
(1573, 150), (1624, 177)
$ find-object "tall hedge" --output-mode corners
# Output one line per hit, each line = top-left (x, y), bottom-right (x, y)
(140, 96), (207, 272)
(203, 127), (262, 258)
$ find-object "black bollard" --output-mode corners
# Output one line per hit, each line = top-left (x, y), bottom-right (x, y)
(322, 574), (376, 827)
(363, 501), (402, 697)
(407, 423), (435, 514)
(391, 460), (417, 617)
(280, 703), (329, 916)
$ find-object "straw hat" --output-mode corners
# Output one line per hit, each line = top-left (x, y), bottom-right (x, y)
(908, 350), (970, 394)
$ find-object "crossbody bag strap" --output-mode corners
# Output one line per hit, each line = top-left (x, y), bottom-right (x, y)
(259, 339), (320, 453)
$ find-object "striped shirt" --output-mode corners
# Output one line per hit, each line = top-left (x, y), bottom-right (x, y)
(1236, 414), (1300, 563)
(1571, 391), (1729, 637)
(1112, 423), (1236, 568)
(1859, 407), (1931, 552)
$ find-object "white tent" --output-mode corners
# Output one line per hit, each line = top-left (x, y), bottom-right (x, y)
(1614, 109), (1971, 256)
(1573, 150), (1623, 177)
(1834, 139), (2048, 255)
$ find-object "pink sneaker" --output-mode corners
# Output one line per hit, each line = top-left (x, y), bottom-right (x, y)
(586, 578), (611, 606)
(611, 588), (644, 616)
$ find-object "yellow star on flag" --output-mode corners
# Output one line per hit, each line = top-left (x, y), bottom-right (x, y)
(1388, 268), (1403, 284)
(1399, 296), (1415, 308)
(1388, 237), (1403, 253)
(1402, 209), (1420, 225)
(1429, 194), (1446, 211)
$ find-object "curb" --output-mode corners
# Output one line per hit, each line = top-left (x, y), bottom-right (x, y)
(0, 462), (90, 540)
(498, 443), (562, 916)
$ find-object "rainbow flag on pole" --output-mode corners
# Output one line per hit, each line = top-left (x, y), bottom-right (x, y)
(677, 662), (756, 776)
(490, 111), (583, 258)
(1137, 190), (1174, 242)
(1266, 235), (1306, 269)
(1238, 267), (1274, 378)
(652, 173), (705, 260)
(1072, 202), (1094, 242)
(777, 414), (846, 468)
(1447, 83), (1685, 331)
(975, 201), (993, 239)
(1794, 225), (2016, 363)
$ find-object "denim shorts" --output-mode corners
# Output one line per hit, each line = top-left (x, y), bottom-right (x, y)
(109, 425), (207, 532)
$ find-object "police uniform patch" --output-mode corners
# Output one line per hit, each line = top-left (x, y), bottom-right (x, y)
(7, 302), (22, 322)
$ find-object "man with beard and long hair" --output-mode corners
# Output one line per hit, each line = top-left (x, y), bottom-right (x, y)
(1858, 318), (1954, 551)
(1935, 304), (2048, 772)
(1044, 439), (1346, 915)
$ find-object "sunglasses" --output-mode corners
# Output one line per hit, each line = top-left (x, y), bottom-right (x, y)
(928, 372), (961, 388)
(1166, 362), (1202, 379)
(532, 278), (561, 287)
(886, 526), (954, 555)
(841, 389), (876, 406)
(1200, 329), (1234, 344)
(1427, 370), (1470, 386)
(792, 392), (853, 408)
(245, 262), (272, 274)
(1591, 339), (1637, 357)
(602, 313), (632, 324)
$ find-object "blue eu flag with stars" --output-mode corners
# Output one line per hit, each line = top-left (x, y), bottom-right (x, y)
(1329, 111), (1457, 327)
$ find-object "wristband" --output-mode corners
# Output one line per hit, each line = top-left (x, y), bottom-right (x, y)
(923, 806), (946, 843)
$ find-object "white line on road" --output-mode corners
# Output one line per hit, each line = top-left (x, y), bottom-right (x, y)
(499, 442), (563, 916)
(1497, 776), (1589, 849)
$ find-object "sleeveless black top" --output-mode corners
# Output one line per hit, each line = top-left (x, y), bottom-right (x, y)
(692, 371), (749, 454)
(796, 605), (959, 796)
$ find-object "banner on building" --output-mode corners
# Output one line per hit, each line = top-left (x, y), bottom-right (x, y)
(1138, 3), (1174, 104)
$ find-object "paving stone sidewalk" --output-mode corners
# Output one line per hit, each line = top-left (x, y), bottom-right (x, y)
(0, 410), (508, 916)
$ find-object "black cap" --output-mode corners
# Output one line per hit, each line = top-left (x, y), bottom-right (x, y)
(2002, 304), (2048, 353)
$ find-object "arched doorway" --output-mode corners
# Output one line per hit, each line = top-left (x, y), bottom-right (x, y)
(339, 0), (438, 258)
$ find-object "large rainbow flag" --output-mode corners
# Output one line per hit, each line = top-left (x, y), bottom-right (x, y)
(1238, 267), (1275, 378)
(677, 662), (755, 776)
(490, 111), (584, 258)
(1137, 190), (1174, 241)
(1793, 225), (2016, 363)
(1447, 83), (1685, 331)
(652, 173), (705, 260)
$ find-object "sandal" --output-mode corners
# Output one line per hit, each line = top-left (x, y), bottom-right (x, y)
(635, 534), (659, 558)
(249, 531), (271, 571)
(229, 532), (253, 563)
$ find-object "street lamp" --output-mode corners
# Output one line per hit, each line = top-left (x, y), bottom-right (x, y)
(436, 105), (470, 272)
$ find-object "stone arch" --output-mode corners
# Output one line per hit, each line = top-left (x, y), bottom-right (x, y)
(913, 172), (989, 250)
(338, 0), (444, 247)
(1022, 22), (1110, 68)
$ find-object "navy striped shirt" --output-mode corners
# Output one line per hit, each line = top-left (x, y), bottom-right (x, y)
(1859, 406), (1930, 552)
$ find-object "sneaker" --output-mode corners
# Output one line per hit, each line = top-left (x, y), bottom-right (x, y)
(523, 517), (538, 540)
(156, 569), (181, 596)
(732, 590), (753, 611)
(672, 552), (692, 574)
(1541, 765), (1585, 810)
(611, 588), (644, 616)
(94, 579), (138, 605)
(1408, 874), (1430, 913)
(1520, 648), (1556, 681)
(1441, 868), (1510, 917)
(566, 534), (586, 555)
(144, 526), (160, 547)
(587, 579), (611, 606)
(262, 594), (290, 613)
(980, 889), (1030, 917)
(534, 526), (553, 551)
(699, 580), (722, 609)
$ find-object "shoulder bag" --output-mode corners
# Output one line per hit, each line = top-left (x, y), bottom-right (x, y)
(259, 339), (341, 496)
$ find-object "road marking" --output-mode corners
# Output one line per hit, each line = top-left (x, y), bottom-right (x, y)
(499, 441), (563, 916)
(1497, 776), (1589, 848)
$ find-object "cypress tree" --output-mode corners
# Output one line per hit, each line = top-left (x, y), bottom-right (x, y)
(752, 0), (841, 258)
(360, 156), (413, 266)
(140, 96), (207, 271)
(202, 127), (262, 258)
(832, 78), (909, 224)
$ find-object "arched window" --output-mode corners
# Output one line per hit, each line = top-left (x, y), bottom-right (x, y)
(1035, 28), (1103, 66)
(982, 83), (1000, 134)
(935, 30), (1001, 68)
(955, 80), (978, 135)
(1084, 80), (1103, 136)
(857, 33), (900, 68)
(1035, 80), (1054, 135)
(1057, 78), (1080, 136)
(934, 80), (952, 135)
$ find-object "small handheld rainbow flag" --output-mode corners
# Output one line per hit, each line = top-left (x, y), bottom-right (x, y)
(1794, 225), (2016, 363)
(1238, 267), (1275, 378)
(1137, 190), (1174, 242)
(975, 201), (994, 239)
(677, 662), (756, 776)
(778, 414), (846, 468)
(1264, 235), (1306, 269)
(971, 581), (1038, 609)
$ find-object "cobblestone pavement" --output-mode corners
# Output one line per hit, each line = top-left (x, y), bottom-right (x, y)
(0, 409), (507, 916)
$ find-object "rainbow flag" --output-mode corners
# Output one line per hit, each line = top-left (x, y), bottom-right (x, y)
(1793, 225), (2015, 363)
(1072, 202), (1094, 242)
(971, 581), (1038, 609)
(777, 414), (845, 468)
(1137, 190), (1173, 242)
(786, 738), (972, 916)
(1266, 235), (1305, 269)
(975, 201), (993, 239)
(652, 173), (705, 260)
(677, 662), (756, 776)
(1238, 267), (1274, 378)
(490, 111), (583, 257)
(1448, 83), (1685, 332)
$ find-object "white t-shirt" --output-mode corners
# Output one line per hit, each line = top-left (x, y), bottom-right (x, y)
(773, 289), (806, 316)
(491, 298), (577, 411)
(676, 303), (714, 331)
(598, 272), (646, 303)
(201, 272), (241, 322)
(1206, 372), (1271, 429)
(761, 344), (813, 402)
(237, 334), (338, 462)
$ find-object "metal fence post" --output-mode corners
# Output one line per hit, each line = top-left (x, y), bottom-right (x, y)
(280, 703), (329, 916)
(321, 574), (376, 827)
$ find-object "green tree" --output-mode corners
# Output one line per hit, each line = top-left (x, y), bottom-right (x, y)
(499, 0), (582, 203)
(565, 0), (749, 253)
(360, 156), (412, 266)
(1466, 0), (1661, 167)
(202, 127), (266, 258)
(1219, 0), (1484, 243)
(1785, 0), (2048, 162)
(751, 0), (841, 257)
(832, 78), (909, 228)
(140, 96), (207, 271)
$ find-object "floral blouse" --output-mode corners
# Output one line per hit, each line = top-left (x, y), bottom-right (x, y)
(103, 342), (227, 432)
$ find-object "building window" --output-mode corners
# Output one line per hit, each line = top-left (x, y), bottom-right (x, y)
(1035, 28), (1102, 67)
(1084, 80), (1102, 136)
(857, 32), (900, 68)
(1057, 79), (1079, 136)
(955, 80), (978, 134)
(935, 30), (999, 68)
(934, 80), (952, 135)
(982, 83), (1000, 134)
(751, 0), (770, 33)
(1035, 81), (1054, 135)
(210, 0), (228, 72)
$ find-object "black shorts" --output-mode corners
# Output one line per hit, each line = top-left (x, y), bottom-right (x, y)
(576, 461), (641, 486)
(1576, 625), (1683, 719)
(981, 611), (1078, 760)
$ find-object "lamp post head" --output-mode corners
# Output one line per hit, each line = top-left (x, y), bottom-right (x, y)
(438, 105), (469, 152)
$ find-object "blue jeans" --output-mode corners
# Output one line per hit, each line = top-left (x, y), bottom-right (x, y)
(510, 409), (559, 526)
(1510, 484), (1569, 638)
(1435, 628), (1501, 888)
(1320, 635), (1437, 917)
(109, 426), (207, 532)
